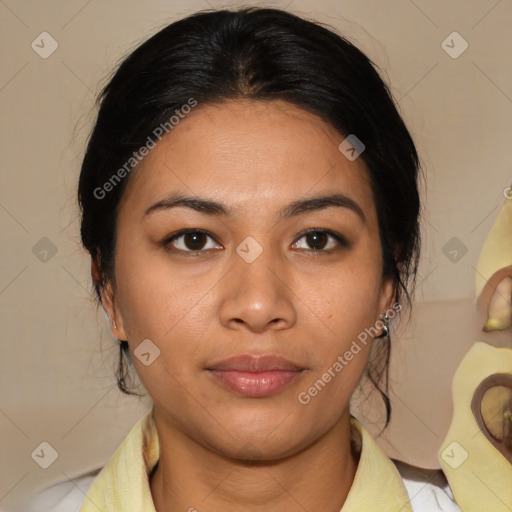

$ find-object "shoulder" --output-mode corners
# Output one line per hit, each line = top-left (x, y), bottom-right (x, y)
(17, 469), (100, 512)
(392, 459), (462, 512)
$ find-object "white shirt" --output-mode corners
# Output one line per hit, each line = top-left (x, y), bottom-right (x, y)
(17, 410), (462, 512)
(17, 460), (461, 511)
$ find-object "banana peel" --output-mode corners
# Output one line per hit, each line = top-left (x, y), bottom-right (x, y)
(475, 186), (512, 301)
(439, 186), (512, 511)
(483, 276), (512, 331)
(439, 343), (512, 512)
(480, 384), (512, 446)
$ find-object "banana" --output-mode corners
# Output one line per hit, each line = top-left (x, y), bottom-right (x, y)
(480, 385), (512, 445)
(475, 185), (512, 300)
(483, 276), (512, 331)
(439, 184), (512, 512)
(438, 343), (512, 512)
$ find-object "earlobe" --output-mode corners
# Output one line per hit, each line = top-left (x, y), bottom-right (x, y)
(101, 281), (128, 341)
(375, 278), (396, 339)
(379, 276), (396, 314)
(91, 257), (128, 341)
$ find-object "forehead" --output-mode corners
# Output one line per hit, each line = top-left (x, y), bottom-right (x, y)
(119, 99), (374, 219)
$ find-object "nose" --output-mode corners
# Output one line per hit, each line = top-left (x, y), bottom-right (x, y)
(218, 241), (297, 333)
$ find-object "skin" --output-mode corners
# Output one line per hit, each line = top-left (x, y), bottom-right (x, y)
(98, 99), (395, 512)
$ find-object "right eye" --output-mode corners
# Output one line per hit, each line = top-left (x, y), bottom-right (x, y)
(163, 229), (222, 254)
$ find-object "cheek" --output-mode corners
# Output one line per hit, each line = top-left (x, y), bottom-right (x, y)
(295, 275), (379, 417)
(298, 257), (383, 392)
(113, 241), (210, 342)
(113, 248), (226, 401)
(316, 259), (383, 336)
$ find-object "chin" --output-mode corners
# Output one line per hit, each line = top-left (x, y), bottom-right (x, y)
(205, 418), (317, 462)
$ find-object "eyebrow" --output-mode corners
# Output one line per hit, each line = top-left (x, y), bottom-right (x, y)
(143, 192), (366, 223)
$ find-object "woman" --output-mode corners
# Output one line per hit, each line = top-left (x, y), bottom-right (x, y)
(23, 6), (462, 511)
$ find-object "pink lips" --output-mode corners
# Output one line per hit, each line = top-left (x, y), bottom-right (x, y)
(206, 354), (305, 398)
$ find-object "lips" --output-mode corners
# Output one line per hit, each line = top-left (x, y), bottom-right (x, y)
(206, 354), (306, 397)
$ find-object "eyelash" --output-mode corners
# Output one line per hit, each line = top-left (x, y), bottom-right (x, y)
(162, 228), (350, 256)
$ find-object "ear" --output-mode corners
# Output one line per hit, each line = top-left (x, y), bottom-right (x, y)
(378, 274), (396, 316)
(91, 257), (128, 341)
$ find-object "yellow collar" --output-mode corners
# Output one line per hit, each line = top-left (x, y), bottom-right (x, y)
(80, 408), (412, 512)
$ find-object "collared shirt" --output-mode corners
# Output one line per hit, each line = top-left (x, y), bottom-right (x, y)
(21, 409), (462, 512)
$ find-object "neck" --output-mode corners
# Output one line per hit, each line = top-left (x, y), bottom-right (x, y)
(150, 407), (358, 512)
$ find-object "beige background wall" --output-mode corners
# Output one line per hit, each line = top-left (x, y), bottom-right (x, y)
(1, 0), (511, 509)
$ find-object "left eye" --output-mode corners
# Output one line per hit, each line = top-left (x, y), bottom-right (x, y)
(292, 229), (348, 251)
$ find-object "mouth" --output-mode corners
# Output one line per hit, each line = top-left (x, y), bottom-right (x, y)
(205, 354), (306, 398)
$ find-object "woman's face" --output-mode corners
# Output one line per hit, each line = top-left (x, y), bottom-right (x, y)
(103, 99), (394, 459)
